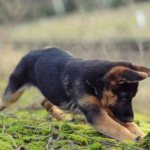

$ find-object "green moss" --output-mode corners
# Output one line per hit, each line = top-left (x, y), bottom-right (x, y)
(0, 140), (13, 150)
(117, 141), (138, 150)
(52, 140), (69, 149)
(67, 134), (88, 145)
(0, 134), (14, 145)
(26, 141), (46, 150)
(135, 114), (150, 133)
(60, 123), (74, 134)
(89, 142), (103, 150)
(138, 133), (150, 149)
(0, 105), (149, 150)
(52, 140), (86, 150)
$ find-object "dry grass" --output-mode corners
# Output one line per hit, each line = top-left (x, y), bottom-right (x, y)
(0, 2), (150, 43)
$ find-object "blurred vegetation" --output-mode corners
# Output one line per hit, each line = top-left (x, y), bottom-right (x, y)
(0, 1), (150, 44)
(0, 0), (149, 24)
(0, 0), (76, 24)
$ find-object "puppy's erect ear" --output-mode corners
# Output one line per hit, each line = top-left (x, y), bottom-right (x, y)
(104, 66), (148, 85)
(132, 65), (150, 77)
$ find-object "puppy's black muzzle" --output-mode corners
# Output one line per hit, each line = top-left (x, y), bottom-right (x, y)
(109, 98), (134, 123)
(119, 115), (134, 122)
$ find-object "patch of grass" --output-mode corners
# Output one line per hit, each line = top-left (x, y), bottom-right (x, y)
(0, 104), (149, 150)
(139, 133), (150, 149)
(0, 1), (150, 43)
(89, 142), (103, 150)
(0, 111), (50, 150)
(135, 113), (150, 133)
(0, 140), (13, 150)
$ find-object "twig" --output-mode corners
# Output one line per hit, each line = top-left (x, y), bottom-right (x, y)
(8, 134), (18, 149)
(46, 137), (53, 150)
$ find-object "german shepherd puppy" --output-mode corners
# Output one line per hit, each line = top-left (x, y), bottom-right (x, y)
(0, 47), (150, 141)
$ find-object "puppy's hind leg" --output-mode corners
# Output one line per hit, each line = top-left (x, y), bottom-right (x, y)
(41, 99), (73, 121)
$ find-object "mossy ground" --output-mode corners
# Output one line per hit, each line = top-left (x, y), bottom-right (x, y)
(0, 106), (149, 150)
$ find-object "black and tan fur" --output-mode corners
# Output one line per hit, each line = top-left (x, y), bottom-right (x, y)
(0, 47), (150, 141)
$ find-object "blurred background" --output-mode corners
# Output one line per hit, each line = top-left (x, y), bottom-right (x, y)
(0, 0), (150, 115)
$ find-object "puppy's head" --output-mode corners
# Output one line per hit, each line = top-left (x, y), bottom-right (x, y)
(101, 64), (150, 123)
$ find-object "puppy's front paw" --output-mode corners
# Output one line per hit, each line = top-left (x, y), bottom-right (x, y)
(135, 131), (146, 139)
(123, 122), (146, 138)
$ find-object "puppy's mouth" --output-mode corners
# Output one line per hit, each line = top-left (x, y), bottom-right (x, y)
(108, 105), (134, 123)
(107, 110), (134, 124)
(117, 116), (134, 123)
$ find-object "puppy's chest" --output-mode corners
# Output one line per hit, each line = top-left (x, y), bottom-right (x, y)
(60, 100), (81, 113)
(61, 74), (83, 113)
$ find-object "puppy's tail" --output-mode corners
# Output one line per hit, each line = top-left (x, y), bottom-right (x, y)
(0, 55), (32, 111)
